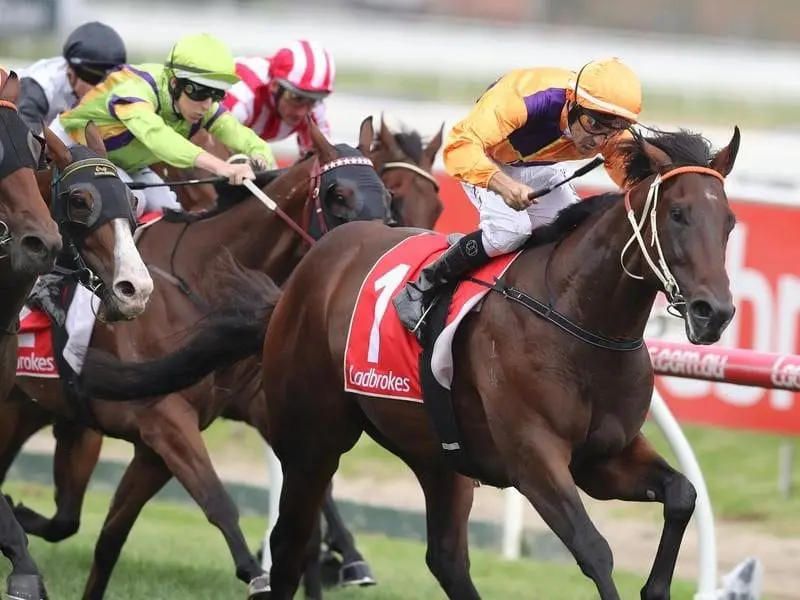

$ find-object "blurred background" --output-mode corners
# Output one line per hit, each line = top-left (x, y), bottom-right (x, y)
(1, 1), (799, 599)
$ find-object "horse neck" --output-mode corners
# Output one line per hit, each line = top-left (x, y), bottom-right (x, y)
(193, 168), (313, 284)
(512, 194), (659, 342)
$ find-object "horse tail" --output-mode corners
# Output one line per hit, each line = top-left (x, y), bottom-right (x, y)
(76, 250), (281, 401)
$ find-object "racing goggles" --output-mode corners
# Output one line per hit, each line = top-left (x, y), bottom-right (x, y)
(281, 87), (324, 108)
(576, 108), (632, 136)
(182, 81), (226, 103)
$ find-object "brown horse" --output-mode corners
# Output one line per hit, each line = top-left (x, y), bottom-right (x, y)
(0, 70), (62, 600)
(2, 118), (391, 600)
(79, 126), (742, 599)
(154, 115), (445, 230)
(0, 69), (153, 599)
(369, 116), (444, 229)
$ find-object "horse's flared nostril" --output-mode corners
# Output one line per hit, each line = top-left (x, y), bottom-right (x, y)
(114, 280), (136, 298)
(20, 235), (49, 261)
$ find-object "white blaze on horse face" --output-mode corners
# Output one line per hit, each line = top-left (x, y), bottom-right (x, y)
(111, 218), (153, 316)
(704, 189), (719, 202)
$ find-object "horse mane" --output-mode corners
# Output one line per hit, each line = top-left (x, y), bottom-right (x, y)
(393, 130), (424, 164)
(620, 127), (714, 187)
(524, 128), (715, 250)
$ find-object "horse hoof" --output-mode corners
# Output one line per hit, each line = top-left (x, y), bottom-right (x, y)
(247, 574), (270, 599)
(6, 574), (48, 600)
(339, 561), (377, 587)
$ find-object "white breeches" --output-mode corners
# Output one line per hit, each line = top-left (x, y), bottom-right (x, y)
(462, 163), (580, 257)
(48, 114), (181, 220)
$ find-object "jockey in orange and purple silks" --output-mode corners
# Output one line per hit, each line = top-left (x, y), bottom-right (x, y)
(393, 57), (643, 340)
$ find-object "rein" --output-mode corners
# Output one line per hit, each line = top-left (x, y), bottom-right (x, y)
(470, 164), (726, 352)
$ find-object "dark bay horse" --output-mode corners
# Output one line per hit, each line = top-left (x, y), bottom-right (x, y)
(0, 68), (152, 599)
(80, 126), (742, 599)
(0, 69), (62, 600)
(2, 118), (392, 600)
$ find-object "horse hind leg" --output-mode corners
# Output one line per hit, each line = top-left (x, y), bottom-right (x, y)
(573, 432), (696, 600)
(82, 447), (172, 599)
(267, 388), (363, 600)
(14, 420), (102, 542)
(320, 482), (375, 587)
(138, 393), (267, 598)
(408, 462), (479, 600)
(0, 492), (48, 600)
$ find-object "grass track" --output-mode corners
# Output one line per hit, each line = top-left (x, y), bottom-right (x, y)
(0, 480), (700, 600)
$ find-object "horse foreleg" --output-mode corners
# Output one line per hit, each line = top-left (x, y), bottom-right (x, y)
(321, 482), (375, 587)
(0, 386), (53, 487)
(82, 446), (171, 600)
(0, 491), (48, 600)
(514, 428), (620, 600)
(139, 394), (267, 599)
(573, 432), (695, 600)
(411, 464), (479, 600)
(15, 420), (102, 542)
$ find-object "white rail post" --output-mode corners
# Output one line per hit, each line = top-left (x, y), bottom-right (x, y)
(260, 443), (283, 571)
(649, 390), (719, 600)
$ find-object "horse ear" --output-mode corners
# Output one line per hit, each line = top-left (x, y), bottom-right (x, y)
(84, 121), (108, 158)
(378, 114), (403, 160)
(710, 125), (740, 178)
(357, 116), (374, 155)
(306, 115), (336, 160)
(641, 139), (673, 174)
(43, 124), (73, 170)
(420, 121), (445, 170)
(0, 71), (20, 104)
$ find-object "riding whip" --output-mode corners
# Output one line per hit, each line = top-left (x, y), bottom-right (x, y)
(527, 156), (605, 200)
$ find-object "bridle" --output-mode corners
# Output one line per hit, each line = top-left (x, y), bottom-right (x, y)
(621, 165), (725, 316)
(301, 154), (375, 242)
(381, 161), (440, 192)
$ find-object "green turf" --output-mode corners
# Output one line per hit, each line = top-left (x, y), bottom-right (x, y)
(187, 416), (800, 536)
(0, 480), (699, 599)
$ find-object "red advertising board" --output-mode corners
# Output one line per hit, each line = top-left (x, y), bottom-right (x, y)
(429, 173), (800, 435)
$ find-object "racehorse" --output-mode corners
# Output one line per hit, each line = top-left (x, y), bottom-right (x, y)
(2, 117), (392, 600)
(154, 115), (445, 230)
(77, 126), (742, 600)
(368, 116), (444, 229)
(0, 68), (153, 600)
(0, 69), (62, 600)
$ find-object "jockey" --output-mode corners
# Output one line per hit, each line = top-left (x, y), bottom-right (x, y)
(393, 57), (642, 339)
(49, 32), (277, 218)
(222, 40), (334, 156)
(18, 21), (127, 133)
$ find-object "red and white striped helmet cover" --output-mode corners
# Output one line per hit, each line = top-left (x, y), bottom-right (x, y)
(268, 40), (335, 95)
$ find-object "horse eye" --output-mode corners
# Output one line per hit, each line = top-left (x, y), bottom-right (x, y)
(669, 204), (688, 225)
(70, 192), (90, 209)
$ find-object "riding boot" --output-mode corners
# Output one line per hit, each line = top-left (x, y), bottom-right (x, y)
(393, 230), (491, 340)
